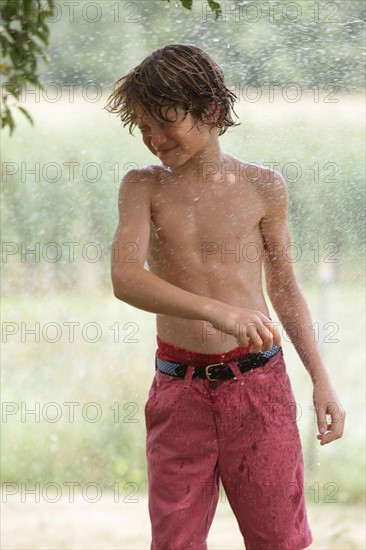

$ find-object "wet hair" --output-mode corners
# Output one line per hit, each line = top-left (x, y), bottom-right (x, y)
(104, 44), (239, 136)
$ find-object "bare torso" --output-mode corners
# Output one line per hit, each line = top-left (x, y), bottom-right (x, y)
(146, 153), (271, 353)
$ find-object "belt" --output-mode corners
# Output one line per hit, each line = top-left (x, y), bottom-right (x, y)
(156, 345), (281, 381)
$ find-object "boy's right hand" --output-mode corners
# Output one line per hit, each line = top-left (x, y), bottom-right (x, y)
(207, 305), (281, 353)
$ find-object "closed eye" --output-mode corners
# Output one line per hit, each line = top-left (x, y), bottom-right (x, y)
(138, 122), (176, 132)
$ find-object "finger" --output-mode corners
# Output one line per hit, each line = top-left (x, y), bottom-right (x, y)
(249, 321), (274, 352)
(258, 325), (274, 351)
(317, 419), (344, 445)
(267, 323), (281, 347)
(316, 406), (328, 437)
(234, 325), (250, 348)
(247, 322), (275, 353)
(259, 326), (274, 351)
(317, 422), (331, 436)
(216, 323), (246, 345)
(317, 421), (331, 443)
(246, 325), (263, 353)
(318, 429), (340, 445)
(259, 318), (281, 348)
(326, 415), (345, 440)
(235, 334), (250, 348)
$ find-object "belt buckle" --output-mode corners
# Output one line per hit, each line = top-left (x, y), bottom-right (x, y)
(205, 362), (225, 381)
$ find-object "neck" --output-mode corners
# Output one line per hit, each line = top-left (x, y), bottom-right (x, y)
(173, 139), (225, 180)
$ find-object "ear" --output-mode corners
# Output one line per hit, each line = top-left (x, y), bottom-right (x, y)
(203, 103), (220, 126)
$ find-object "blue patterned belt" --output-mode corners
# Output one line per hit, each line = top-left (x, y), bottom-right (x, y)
(156, 345), (281, 381)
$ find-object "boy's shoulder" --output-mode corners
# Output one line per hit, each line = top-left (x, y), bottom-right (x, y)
(119, 164), (162, 193)
(227, 155), (287, 194)
(123, 163), (160, 180)
(231, 157), (288, 216)
(122, 163), (168, 182)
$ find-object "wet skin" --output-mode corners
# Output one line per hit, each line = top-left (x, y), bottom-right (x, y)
(111, 104), (346, 445)
(133, 105), (279, 352)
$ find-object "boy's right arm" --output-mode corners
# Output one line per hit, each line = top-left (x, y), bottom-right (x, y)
(111, 169), (280, 352)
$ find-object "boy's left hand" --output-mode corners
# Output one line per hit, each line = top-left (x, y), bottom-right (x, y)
(312, 378), (346, 445)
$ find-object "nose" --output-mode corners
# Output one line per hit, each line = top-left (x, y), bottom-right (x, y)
(150, 129), (167, 150)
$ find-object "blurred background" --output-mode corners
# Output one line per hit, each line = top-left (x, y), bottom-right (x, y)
(1, 0), (365, 548)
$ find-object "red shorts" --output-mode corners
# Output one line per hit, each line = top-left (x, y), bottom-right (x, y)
(145, 337), (313, 550)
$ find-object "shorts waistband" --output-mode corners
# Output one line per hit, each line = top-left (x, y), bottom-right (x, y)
(156, 335), (252, 367)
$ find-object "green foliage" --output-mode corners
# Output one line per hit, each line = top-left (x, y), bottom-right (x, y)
(207, 0), (221, 19)
(1, 0), (220, 134)
(0, 0), (55, 134)
(163, 0), (221, 19)
(1, 0), (364, 135)
(36, 1), (365, 91)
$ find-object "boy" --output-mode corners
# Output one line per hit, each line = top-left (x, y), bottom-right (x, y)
(105, 44), (345, 550)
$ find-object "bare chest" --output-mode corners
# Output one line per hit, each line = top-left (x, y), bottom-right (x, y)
(150, 176), (265, 250)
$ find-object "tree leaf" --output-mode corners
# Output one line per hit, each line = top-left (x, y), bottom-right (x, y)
(18, 105), (34, 126)
(207, 0), (221, 19)
(181, 0), (193, 10)
(1, 0), (56, 134)
(1, 106), (16, 135)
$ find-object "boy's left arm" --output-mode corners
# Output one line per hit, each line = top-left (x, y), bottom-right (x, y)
(259, 171), (346, 446)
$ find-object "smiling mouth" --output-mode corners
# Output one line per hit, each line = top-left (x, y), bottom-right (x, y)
(157, 146), (177, 154)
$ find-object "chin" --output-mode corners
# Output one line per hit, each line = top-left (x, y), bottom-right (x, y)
(161, 158), (183, 169)
(164, 153), (192, 170)
(165, 162), (187, 171)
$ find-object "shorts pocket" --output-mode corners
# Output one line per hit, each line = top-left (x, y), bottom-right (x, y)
(270, 356), (301, 425)
(144, 368), (182, 431)
(144, 371), (159, 416)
